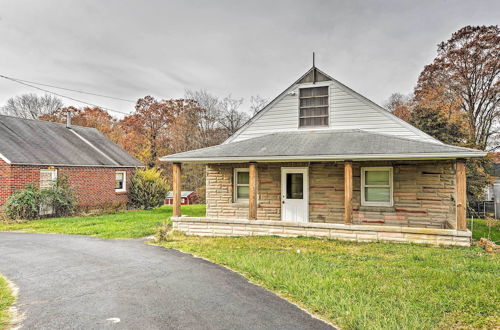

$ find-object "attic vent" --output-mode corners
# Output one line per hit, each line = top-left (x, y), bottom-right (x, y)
(299, 86), (329, 127)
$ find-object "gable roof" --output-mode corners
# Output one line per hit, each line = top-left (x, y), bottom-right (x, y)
(166, 191), (195, 198)
(0, 115), (143, 167)
(225, 67), (441, 145)
(161, 129), (485, 163)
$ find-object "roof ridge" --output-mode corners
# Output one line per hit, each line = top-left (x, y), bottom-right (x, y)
(0, 114), (93, 130)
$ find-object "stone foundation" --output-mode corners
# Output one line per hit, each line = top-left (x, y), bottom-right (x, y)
(172, 217), (471, 247)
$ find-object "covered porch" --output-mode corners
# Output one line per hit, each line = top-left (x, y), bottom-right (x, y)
(161, 130), (484, 246)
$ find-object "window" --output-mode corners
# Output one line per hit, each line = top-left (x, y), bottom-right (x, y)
(233, 168), (249, 201)
(361, 167), (393, 206)
(286, 173), (304, 199)
(115, 171), (126, 192)
(299, 86), (329, 127)
(40, 169), (57, 189)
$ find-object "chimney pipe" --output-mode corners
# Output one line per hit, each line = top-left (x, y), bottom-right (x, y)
(66, 110), (72, 128)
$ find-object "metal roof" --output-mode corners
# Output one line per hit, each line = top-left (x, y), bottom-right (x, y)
(160, 129), (485, 163)
(0, 115), (143, 167)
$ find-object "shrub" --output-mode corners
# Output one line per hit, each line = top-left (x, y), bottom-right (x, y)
(129, 167), (169, 209)
(41, 175), (76, 217)
(5, 175), (76, 220)
(5, 184), (42, 220)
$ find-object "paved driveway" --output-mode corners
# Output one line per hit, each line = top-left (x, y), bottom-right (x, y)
(0, 233), (333, 329)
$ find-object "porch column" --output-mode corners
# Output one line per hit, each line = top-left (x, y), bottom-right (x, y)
(248, 162), (257, 220)
(344, 160), (353, 224)
(456, 159), (466, 230)
(172, 162), (182, 217)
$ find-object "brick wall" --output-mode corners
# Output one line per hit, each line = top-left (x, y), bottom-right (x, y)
(205, 160), (457, 228)
(0, 159), (11, 208)
(0, 164), (134, 210)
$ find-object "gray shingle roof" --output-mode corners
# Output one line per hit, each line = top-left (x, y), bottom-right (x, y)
(0, 115), (143, 167)
(160, 129), (485, 162)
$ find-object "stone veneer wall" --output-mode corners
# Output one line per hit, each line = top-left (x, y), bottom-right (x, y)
(205, 160), (457, 228)
(172, 217), (471, 247)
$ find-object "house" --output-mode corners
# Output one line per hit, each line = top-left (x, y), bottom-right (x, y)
(160, 66), (486, 246)
(0, 114), (143, 211)
(165, 191), (199, 205)
(482, 160), (500, 218)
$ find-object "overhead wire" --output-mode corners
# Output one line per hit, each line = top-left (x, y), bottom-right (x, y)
(0, 74), (134, 115)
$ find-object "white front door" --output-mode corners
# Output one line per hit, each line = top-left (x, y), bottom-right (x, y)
(281, 167), (309, 222)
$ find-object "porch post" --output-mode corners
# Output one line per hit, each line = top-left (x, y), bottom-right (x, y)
(249, 162), (257, 220)
(456, 159), (467, 230)
(172, 162), (182, 217)
(344, 160), (353, 224)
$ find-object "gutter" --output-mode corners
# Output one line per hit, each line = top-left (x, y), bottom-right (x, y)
(160, 151), (487, 163)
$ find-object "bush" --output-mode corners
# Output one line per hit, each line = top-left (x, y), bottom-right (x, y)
(129, 167), (169, 209)
(42, 175), (76, 217)
(5, 184), (42, 220)
(5, 175), (76, 220)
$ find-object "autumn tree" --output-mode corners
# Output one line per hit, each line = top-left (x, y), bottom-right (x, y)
(2, 93), (63, 119)
(415, 25), (500, 150)
(408, 107), (466, 145)
(384, 93), (413, 121)
(39, 106), (118, 142)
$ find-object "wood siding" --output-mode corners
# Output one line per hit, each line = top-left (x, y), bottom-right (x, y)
(231, 80), (437, 144)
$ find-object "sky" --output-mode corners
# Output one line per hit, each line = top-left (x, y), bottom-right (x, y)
(0, 0), (499, 117)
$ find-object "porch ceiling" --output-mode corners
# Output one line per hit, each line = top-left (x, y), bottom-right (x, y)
(160, 129), (485, 163)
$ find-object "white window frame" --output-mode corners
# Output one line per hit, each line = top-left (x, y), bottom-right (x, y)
(115, 171), (126, 193)
(361, 167), (393, 207)
(233, 168), (250, 202)
(297, 84), (330, 129)
(40, 169), (57, 189)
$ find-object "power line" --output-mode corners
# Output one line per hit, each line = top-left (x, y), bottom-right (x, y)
(0, 74), (133, 115)
(0, 74), (136, 103)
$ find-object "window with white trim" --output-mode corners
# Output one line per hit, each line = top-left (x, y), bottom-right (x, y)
(40, 169), (57, 189)
(115, 171), (126, 192)
(299, 86), (329, 127)
(361, 167), (393, 207)
(233, 168), (249, 201)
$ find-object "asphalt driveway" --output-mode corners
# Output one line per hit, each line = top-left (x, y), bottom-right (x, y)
(0, 232), (333, 329)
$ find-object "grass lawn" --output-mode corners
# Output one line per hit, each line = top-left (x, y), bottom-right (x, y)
(468, 218), (500, 243)
(0, 275), (14, 330)
(160, 235), (500, 329)
(0, 205), (205, 239)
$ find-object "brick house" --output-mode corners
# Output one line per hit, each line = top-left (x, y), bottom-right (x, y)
(0, 114), (143, 211)
(161, 66), (485, 246)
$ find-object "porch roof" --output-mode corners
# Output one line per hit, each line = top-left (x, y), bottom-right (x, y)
(160, 129), (485, 163)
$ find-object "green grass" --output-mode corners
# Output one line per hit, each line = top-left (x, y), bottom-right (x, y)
(0, 205), (205, 239)
(160, 235), (500, 329)
(0, 275), (14, 330)
(469, 218), (500, 243)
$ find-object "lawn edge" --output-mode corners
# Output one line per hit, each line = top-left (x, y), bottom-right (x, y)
(148, 241), (338, 329)
(0, 275), (22, 330)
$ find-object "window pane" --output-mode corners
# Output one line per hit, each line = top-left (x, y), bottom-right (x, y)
(115, 173), (124, 190)
(286, 173), (303, 199)
(300, 107), (328, 118)
(116, 173), (124, 181)
(237, 171), (249, 184)
(365, 187), (390, 202)
(299, 117), (328, 127)
(237, 186), (249, 199)
(365, 170), (389, 185)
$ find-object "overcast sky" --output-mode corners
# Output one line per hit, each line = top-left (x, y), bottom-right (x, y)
(0, 0), (499, 117)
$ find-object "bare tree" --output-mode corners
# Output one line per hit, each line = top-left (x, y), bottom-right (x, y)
(249, 95), (268, 115)
(218, 95), (249, 138)
(1, 93), (63, 119)
(185, 89), (225, 146)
